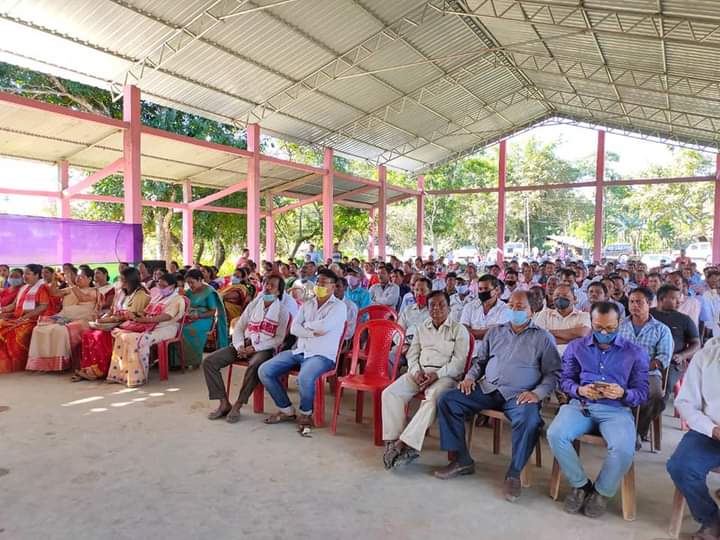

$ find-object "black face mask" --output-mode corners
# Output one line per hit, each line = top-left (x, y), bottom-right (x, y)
(555, 297), (572, 310)
(478, 291), (493, 302)
(506, 281), (517, 288)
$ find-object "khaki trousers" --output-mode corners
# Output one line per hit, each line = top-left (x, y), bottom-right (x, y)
(382, 373), (456, 451)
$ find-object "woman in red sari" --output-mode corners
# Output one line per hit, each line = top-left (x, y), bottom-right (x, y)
(0, 264), (54, 373)
(0, 268), (23, 308)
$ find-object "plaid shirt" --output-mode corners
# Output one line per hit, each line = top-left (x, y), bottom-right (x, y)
(618, 316), (673, 376)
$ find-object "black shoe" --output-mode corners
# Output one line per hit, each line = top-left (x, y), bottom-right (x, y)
(583, 490), (608, 518)
(564, 483), (592, 514)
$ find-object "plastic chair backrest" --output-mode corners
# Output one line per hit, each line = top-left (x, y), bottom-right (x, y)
(349, 319), (404, 380)
(464, 333), (475, 373)
(358, 304), (397, 322)
(176, 295), (191, 339)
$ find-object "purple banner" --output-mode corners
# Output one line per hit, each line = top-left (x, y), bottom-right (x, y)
(0, 214), (142, 265)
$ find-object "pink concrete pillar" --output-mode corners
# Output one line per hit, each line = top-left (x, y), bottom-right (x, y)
(378, 165), (387, 260)
(182, 180), (194, 266)
(265, 193), (276, 261)
(368, 208), (375, 261)
(57, 160), (71, 218)
(496, 140), (506, 265)
(246, 123), (261, 264)
(322, 147), (334, 263)
(123, 85), (142, 262)
(416, 175), (425, 259)
(593, 131), (606, 263)
(713, 153), (720, 264)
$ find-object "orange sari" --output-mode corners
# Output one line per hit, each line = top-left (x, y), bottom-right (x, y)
(0, 282), (53, 373)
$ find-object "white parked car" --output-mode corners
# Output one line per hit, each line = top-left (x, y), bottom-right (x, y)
(686, 242), (711, 263)
(641, 254), (671, 269)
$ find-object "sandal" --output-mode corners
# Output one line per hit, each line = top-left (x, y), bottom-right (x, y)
(225, 409), (242, 424)
(264, 411), (297, 424)
(208, 407), (231, 420)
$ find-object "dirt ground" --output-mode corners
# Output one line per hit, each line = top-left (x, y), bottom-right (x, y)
(1, 368), (716, 540)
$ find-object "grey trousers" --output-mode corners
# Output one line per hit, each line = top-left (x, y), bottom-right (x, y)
(203, 346), (273, 403)
(637, 374), (665, 438)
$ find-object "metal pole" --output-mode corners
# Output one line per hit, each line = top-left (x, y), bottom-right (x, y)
(378, 165), (387, 260)
(593, 130), (606, 263)
(713, 153), (720, 264)
(182, 180), (193, 266)
(416, 175), (425, 259)
(322, 147), (334, 263)
(265, 193), (276, 261)
(246, 123), (261, 264)
(496, 140), (507, 265)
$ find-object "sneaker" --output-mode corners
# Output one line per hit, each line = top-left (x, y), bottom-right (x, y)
(503, 476), (522, 503)
(583, 490), (608, 518)
(433, 460), (475, 480)
(392, 447), (420, 468)
(383, 442), (401, 470)
(563, 484), (591, 514)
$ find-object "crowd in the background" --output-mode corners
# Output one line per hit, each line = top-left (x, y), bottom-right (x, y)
(1, 248), (719, 535)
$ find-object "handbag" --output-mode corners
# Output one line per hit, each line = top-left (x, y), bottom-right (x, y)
(118, 320), (158, 333)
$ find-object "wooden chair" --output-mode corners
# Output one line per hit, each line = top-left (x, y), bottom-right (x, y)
(466, 408), (543, 488)
(548, 408), (639, 523)
(648, 366), (670, 452)
(668, 468), (720, 538)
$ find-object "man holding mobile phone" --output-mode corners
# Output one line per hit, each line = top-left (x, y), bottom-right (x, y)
(547, 301), (649, 519)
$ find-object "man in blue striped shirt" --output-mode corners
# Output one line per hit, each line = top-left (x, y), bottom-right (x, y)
(617, 286), (673, 449)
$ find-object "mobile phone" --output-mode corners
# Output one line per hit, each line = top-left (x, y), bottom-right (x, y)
(592, 381), (611, 388)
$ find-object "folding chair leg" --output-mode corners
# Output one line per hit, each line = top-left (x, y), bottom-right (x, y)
(668, 488), (686, 538)
(373, 390), (383, 447)
(492, 418), (502, 455)
(549, 458), (561, 500)
(355, 390), (364, 424)
(330, 386), (344, 434)
(535, 439), (543, 468)
(621, 463), (636, 521)
(158, 344), (169, 381)
(652, 415), (662, 452)
(252, 385), (265, 414)
(466, 414), (477, 448)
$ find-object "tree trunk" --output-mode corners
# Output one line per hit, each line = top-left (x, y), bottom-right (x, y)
(160, 207), (174, 267)
(214, 239), (226, 269)
(195, 239), (205, 263)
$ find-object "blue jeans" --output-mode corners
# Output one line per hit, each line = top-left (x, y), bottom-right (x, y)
(257, 351), (334, 414)
(667, 430), (720, 527)
(437, 387), (542, 478)
(547, 400), (636, 497)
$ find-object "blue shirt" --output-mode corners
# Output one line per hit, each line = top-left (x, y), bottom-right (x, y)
(617, 316), (673, 376)
(561, 334), (649, 408)
(346, 287), (371, 311)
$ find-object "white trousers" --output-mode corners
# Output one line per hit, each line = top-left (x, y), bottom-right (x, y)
(381, 373), (456, 451)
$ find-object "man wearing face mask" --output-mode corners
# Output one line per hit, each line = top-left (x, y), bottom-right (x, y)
(547, 302), (648, 518)
(444, 272), (464, 321)
(259, 269), (347, 433)
(345, 268), (370, 311)
(369, 264), (400, 308)
(460, 274), (510, 358)
(558, 269), (588, 309)
(435, 291), (561, 503)
(499, 270), (525, 302)
(392, 269), (411, 313)
(611, 274), (630, 313)
(534, 285), (591, 355)
(424, 262), (445, 291)
(391, 278), (433, 373)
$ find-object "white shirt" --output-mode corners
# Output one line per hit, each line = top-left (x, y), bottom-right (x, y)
(431, 278), (446, 291)
(460, 299), (510, 356)
(281, 292), (299, 319)
(702, 289), (720, 335)
(399, 303), (431, 339)
(533, 307), (591, 354)
(500, 283), (528, 301)
(679, 295), (701, 329)
(369, 283), (400, 307)
(342, 297), (358, 340)
(448, 292), (465, 322)
(675, 336), (720, 438)
(232, 296), (290, 352)
(291, 294), (347, 361)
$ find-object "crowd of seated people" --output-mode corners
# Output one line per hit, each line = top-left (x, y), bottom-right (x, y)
(2, 250), (720, 536)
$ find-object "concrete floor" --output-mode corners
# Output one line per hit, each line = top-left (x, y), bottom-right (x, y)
(1, 368), (715, 540)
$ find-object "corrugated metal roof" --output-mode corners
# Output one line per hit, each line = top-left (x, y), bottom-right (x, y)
(0, 0), (718, 173)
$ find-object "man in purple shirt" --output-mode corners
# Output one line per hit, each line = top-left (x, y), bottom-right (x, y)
(547, 301), (649, 519)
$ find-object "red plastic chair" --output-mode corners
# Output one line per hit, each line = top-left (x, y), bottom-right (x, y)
(225, 314), (293, 414)
(357, 304), (397, 322)
(330, 319), (405, 446)
(155, 295), (191, 381)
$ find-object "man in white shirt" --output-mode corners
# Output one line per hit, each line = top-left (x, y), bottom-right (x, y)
(259, 269), (347, 431)
(702, 271), (720, 337)
(334, 276), (358, 342)
(369, 264), (400, 307)
(460, 274), (510, 357)
(444, 272), (465, 321)
(392, 278), (432, 372)
(500, 269), (526, 302)
(667, 337), (720, 540)
(534, 284), (591, 355)
(382, 291), (470, 468)
(204, 275), (290, 423)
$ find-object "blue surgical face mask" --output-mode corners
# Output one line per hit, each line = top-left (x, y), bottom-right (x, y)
(509, 309), (529, 325)
(231, 276), (241, 285)
(457, 285), (468, 295)
(262, 293), (276, 303)
(593, 331), (617, 345)
(8, 278), (23, 287)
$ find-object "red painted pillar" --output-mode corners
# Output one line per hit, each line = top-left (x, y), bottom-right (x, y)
(246, 123), (261, 264)
(266, 193), (276, 261)
(416, 175), (425, 259)
(593, 131), (606, 263)
(368, 208), (375, 261)
(496, 140), (507, 265)
(123, 85), (142, 261)
(182, 180), (194, 266)
(713, 153), (720, 265)
(322, 147), (334, 263)
(58, 160), (71, 218)
(378, 165), (387, 260)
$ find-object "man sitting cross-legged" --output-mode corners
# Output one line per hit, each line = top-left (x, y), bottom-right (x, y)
(434, 290), (561, 503)
(382, 291), (470, 469)
(258, 269), (347, 433)
(547, 301), (649, 518)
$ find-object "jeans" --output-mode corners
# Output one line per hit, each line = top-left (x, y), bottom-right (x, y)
(257, 351), (334, 414)
(667, 430), (720, 527)
(437, 387), (542, 479)
(547, 400), (636, 497)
